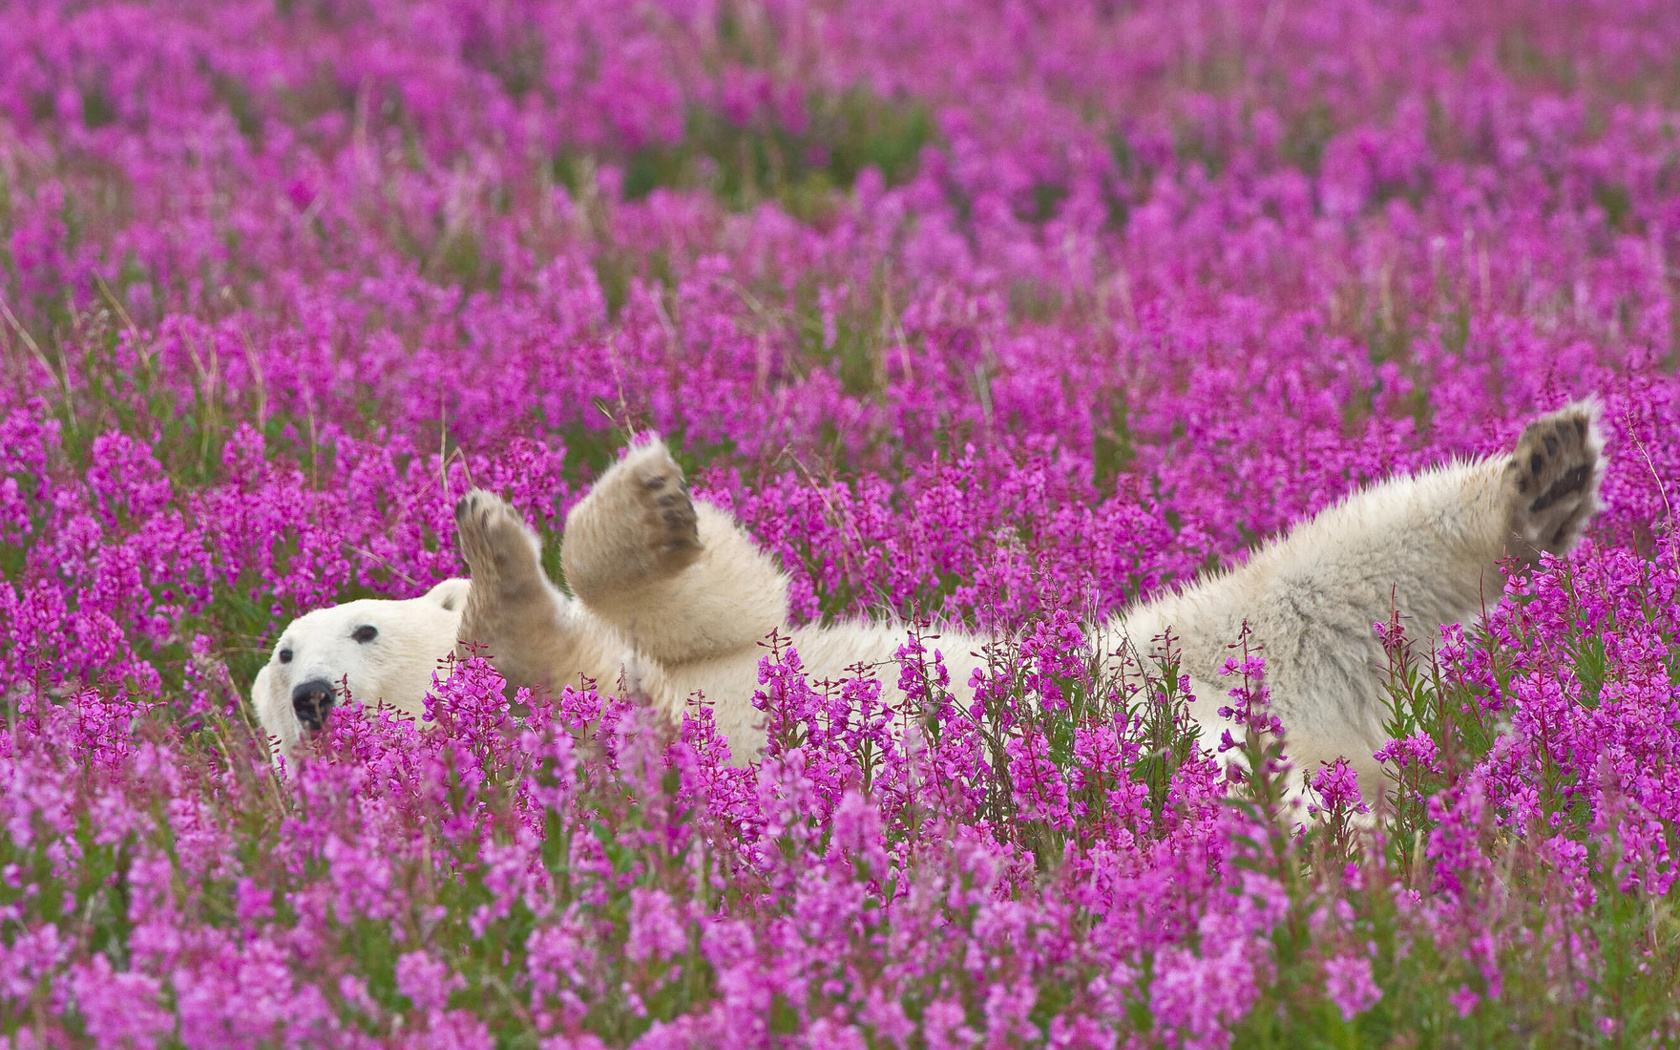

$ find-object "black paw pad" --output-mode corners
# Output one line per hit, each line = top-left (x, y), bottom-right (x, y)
(1529, 463), (1591, 514)
(456, 492), (492, 524)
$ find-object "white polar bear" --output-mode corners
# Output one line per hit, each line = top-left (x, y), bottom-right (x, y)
(451, 401), (1604, 802)
(250, 578), (469, 758)
(253, 403), (1604, 803)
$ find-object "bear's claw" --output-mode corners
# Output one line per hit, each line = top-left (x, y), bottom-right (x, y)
(454, 488), (545, 599)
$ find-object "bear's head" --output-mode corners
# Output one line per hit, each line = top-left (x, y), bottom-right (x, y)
(250, 578), (470, 760)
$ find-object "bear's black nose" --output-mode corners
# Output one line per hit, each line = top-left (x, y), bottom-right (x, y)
(291, 679), (336, 732)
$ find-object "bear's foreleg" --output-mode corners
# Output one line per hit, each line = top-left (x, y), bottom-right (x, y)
(561, 437), (789, 667)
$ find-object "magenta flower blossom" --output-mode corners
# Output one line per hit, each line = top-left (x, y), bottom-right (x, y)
(1322, 953), (1383, 1021)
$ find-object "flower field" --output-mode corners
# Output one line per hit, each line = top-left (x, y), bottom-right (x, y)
(3, 0), (1680, 1045)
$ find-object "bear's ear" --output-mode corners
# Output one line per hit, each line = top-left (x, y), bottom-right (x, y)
(423, 578), (471, 612)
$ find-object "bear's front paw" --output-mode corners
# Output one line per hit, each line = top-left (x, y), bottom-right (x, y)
(1504, 401), (1605, 560)
(454, 489), (545, 597)
(580, 437), (703, 581)
(629, 447), (703, 576)
(563, 438), (707, 604)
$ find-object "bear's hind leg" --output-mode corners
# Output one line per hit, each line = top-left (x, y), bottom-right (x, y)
(563, 437), (788, 666)
(1503, 401), (1605, 566)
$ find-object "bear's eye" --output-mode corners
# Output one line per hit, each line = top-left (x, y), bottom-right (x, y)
(352, 625), (379, 644)
(279, 648), (293, 664)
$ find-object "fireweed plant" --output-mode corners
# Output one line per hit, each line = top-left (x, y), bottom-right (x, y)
(1, 0), (1680, 1045)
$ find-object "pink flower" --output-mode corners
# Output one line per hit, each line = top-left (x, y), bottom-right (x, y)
(1006, 733), (1075, 829)
(69, 954), (173, 1048)
(1322, 953), (1382, 1020)
(396, 951), (463, 1013)
(626, 888), (688, 963)
(1308, 760), (1370, 818)
(1448, 984), (1480, 1018)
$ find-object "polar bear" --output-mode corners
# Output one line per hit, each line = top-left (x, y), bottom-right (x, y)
(250, 578), (470, 758)
(451, 401), (1604, 802)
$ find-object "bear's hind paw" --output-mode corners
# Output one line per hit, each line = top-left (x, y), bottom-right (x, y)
(1504, 401), (1605, 561)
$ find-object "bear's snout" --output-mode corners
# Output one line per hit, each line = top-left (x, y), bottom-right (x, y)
(291, 679), (336, 731)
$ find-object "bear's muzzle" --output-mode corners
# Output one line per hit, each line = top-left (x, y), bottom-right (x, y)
(291, 679), (336, 731)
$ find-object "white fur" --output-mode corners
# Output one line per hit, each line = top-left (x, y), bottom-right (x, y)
(637, 463), (1507, 791)
(251, 578), (468, 759)
(262, 405), (1604, 812)
(460, 408), (1602, 808)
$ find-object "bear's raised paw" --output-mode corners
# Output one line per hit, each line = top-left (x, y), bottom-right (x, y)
(454, 489), (545, 599)
(627, 446), (702, 571)
(562, 439), (703, 602)
(1504, 401), (1605, 563)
